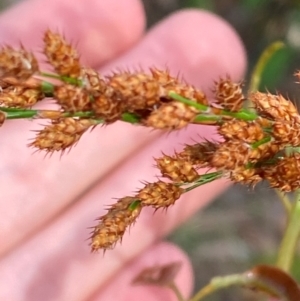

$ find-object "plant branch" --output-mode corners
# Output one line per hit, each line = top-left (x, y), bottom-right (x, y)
(188, 273), (248, 301)
(276, 191), (300, 272)
(183, 171), (224, 193)
(275, 189), (292, 215)
(168, 281), (186, 301)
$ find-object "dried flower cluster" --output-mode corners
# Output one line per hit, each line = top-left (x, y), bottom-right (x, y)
(0, 31), (300, 251)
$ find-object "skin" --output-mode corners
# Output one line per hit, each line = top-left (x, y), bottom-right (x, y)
(0, 0), (246, 300)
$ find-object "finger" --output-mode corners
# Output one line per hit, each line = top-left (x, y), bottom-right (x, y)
(90, 242), (193, 301)
(0, 9), (245, 300)
(0, 0), (145, 67)
(0, 126), (225, 301)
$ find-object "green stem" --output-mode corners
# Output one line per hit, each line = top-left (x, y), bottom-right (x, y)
(220, 108), (258, 121)
(121, 112), (141, 123)
(251, 136), (271, 149)
(184, 171), (223, 192)
(168, 281), (186, 301)
(40, 72), (82, 86)
(41, 81), (54, 95)
(169, 91), (258, 122)
(188, 274), (248, 301)
(168, 91), (208, 111)
(0, 107), (142, 125)
(1, 107), (38, 119)
(193, 114), (222, 124)
(276, 192), (300, 272)
(275, 189), (292, 215)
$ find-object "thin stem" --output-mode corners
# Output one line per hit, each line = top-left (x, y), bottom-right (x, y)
(251, 136), (271, 149)
(188, 283), (214, 301)
(168, 91), (208, 111)
(188, 274), (248, 301)
(184, 171), (223, 193)
(40, 72), (82, 86)
(193, 114), (221, 124)
(276, 191), (300, 272)
(275, 189), (292, 215)
(168, 281), (186, 301)
(169, 91), (258, 122)
(62, 111), (96, 118)
(220, 108), (258, 121)
(0, 108), (141, 125)
(121, 112), (141, 123)
(1, 107), (38, 119)
(41, 81), (54, 95)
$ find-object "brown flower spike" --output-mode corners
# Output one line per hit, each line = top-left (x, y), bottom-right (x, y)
(0, 31), (300, 251)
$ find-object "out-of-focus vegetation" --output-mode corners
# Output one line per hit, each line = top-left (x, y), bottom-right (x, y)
(143, 0), (300, 94)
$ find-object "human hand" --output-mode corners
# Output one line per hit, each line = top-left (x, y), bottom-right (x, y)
(0, 0), (246, 300)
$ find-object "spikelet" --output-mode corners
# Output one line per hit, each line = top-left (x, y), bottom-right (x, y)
(91, 197), (142, 251)
(211, 141), (250, 169)
(211, 140), (280, 170)
(178, 141), (217, 167)
(80, 68), (106, 93)
(150, 68), (208, 105)
(0, 46), (39, 80)
(271, 118), (300, 147)
(144, 101), (198, 130)
(155, 154), (199, 183)
(91, 87), (126, 122)
(250, 92), (299, 121)
(54, 84), (91, 112)
(263, 154), (300, 192)
(43, 30), (81, 78)
(214, 77), (244, 111)
(229, 166), (262, 186)
(137, 181), (183, 209)
(0, 86), (43, 108)
(107, 72), (161, 111)
(219, 120), (265, 143)
(150, 68), (180, 86)
(29, 118), (97, 152)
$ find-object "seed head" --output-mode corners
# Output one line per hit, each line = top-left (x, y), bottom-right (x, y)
(0, 86), (43, 108)
(263, 154), (300, 192)
(178, 142), (217, 167)
(43, 30), (81, 78)
(219, 120), (265, 143)
(107, 71), (161, 111)
(144, 101), (198, 130)
(155, 154), (199, 183)
(214, 77), (244, 111)
(0, 46), (39, 80)
(250, 92), (298, 121)
(29, 118), (97, 152)
(90, 197), (141, 251)
(54, 84), (91, 112)
(137, 181), (183, 209)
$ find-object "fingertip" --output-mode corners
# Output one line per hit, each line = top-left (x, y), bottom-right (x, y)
(0, 0), (146, 66)
(166, 9), (246, 85)
(103, 8), (246, 92)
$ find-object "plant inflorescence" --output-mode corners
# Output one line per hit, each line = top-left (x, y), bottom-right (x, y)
(2, 31), (300, 300)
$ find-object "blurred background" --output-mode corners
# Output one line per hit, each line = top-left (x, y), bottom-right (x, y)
(1, 0), (300, 300)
